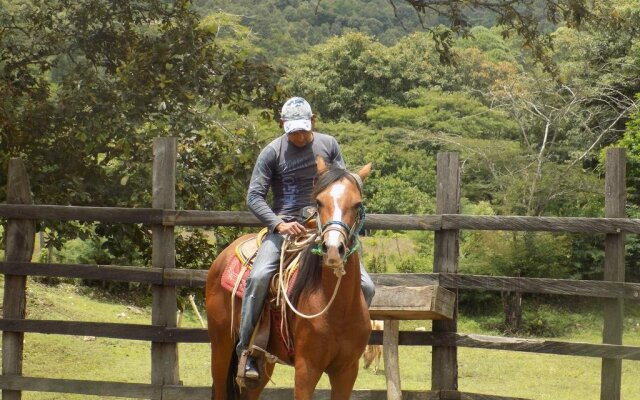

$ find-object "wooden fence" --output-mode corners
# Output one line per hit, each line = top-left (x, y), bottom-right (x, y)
(1, 138), (640, 400)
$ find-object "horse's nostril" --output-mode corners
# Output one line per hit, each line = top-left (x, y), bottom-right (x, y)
(338, 243), (346, 258)
(321, 243), (328, 255)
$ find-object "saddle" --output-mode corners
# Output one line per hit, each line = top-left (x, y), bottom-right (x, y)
(221, 228), (306, 334)
(221, 220), (317, 385)
(221, 209), (317, 299)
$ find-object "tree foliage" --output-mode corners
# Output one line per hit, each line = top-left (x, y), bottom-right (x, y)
(401, 0), (590, 67)
(320, 121), (437, 214)
(619, 103), (640, 199)
(0, 1), (285, 273)
(283, 30), (519, 123)
(193, 0), (426, 58)
(367, 89), (519, 139)
(197, 0), (596, 68)
(283, 32), (396, 121)
(1, 1), (283, 204)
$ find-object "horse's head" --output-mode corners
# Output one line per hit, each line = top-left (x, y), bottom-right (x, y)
(313, 156), (372, 269)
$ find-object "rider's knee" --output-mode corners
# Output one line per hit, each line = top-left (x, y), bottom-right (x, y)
(248, 268), (274, 286)
(362, 280), (375, 307)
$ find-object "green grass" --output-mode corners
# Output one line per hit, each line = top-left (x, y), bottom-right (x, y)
(1, 277), (640, 399)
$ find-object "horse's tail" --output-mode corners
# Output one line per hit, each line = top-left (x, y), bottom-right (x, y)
(227, 341), (240, 399)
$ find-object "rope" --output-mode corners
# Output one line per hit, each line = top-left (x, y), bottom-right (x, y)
(278, 230), (344, 320)
(277, 204), (367, 324)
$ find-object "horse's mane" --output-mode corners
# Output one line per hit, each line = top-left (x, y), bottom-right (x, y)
(311, 164), (353, 199)
(289, 163), (357, 307)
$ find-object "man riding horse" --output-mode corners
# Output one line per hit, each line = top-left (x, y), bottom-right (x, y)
(237, 96), (376, 381)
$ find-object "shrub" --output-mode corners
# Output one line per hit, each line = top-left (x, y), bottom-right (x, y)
(521, 305), (576, 337)
(366, 253), (387, 273)
(34, 247), (64, 286)
(478, 302), (578, 337)
(396, 255), (430, 273)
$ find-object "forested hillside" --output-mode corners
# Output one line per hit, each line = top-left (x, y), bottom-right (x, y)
(2, 0), (640, 332)
(191, 0), (557, 60)
(193, 0), (426, 57)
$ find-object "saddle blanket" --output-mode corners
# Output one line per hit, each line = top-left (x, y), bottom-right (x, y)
(220, 254), (250, 298)
(220, 253), (301, 299)
(220, 230), (267, 298)
(220, 231), (301, 299)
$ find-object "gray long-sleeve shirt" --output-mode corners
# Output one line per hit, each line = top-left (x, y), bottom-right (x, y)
(247, 132), (345, 232)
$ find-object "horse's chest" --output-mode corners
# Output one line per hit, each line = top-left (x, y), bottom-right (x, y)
(296, 313), (370, 354)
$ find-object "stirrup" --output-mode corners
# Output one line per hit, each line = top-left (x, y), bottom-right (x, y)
(236, 350), (262, 389)
(245, 357), (260, 380)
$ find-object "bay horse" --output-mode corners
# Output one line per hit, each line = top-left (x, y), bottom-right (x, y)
(205, 157), (372, 400)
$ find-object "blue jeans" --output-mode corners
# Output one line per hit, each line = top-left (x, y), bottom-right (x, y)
(236, 232), (375, 356)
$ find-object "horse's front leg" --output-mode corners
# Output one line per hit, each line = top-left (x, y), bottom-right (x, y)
(327, 360), (359, 400)
(293, 357), (324, 400)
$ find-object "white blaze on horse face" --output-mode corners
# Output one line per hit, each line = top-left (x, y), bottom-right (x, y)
(325, 182), (347, 248)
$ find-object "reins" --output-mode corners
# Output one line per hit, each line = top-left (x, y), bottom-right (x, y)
(278, 204), (365, 320)
(277, 227), (343, 320)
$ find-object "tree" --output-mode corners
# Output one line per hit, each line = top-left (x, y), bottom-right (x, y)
(367, 89), (519, 139)
(617, 102), (640, 199)
(399, 0), (590, 67)
(1, 1), (284, 273)
(282, 32), (394, 121)
(320, 120), (437, 212)
(283, 25), (528, 124)
(194, 0), (426, 58)
(485, 70), (637, 211)
(367, 175), (434, 215)
(459, 66), (636, 330)
(614, 101), (640, 284)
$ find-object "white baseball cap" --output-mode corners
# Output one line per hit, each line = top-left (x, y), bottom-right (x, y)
(281, 97), (313, 134)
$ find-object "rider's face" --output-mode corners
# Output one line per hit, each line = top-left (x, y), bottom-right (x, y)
(287, 130), (313, 147)
(280, 115), (315, 147)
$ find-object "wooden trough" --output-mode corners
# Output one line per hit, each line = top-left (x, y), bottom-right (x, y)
(366, 285), (456, 400)
(369, 285), (456, 321)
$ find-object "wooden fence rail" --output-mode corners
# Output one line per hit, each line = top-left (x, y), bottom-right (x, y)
(3, 263), (639, 300)
(1, 145), (639, 400)
(6, 203), (640, 233)
(0, 376), (530, 400)
(1, 318), (639, 360)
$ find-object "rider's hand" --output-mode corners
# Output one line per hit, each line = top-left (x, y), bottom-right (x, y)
(275, 221), (305, 236)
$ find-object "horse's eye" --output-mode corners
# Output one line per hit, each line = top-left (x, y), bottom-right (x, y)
(354, 202), (362, 210)
(316, 200), (323, 208)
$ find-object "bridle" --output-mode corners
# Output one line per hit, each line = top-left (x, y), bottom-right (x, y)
(312, 204), (365, 263)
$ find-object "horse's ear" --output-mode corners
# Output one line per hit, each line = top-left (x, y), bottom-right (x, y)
(316, 156), (328, 173)
(357, 163), (372, 181)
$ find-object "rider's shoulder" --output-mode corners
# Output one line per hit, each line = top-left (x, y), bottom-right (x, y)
(259, 136), (284, 156)
(310, 131), (336, 143)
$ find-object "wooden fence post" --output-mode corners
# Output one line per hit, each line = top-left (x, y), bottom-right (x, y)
(432, 152), (460, 394)
(2, 159), (35, 400)
(601, 148), (625, 400)
(383, 320), (402, 400)
(151, 138), (180, 388)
